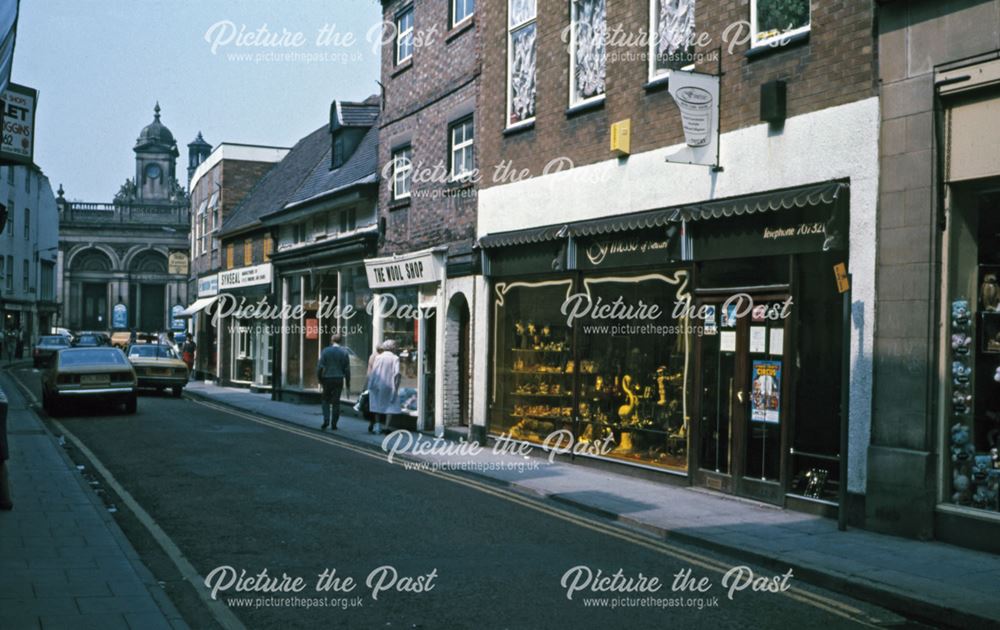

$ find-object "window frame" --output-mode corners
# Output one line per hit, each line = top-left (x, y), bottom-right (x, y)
(750, 0), (811, 50)
(568, 0), (607, 109)
(395, 6), (415, 65)
(647, 0), (697, 83)
(449, 116), (475, 180)
(21, 259), (28, 292)
(391, 145), (413, 201)
(23, 207), (29, 240)
(452, 0), (475, 28)
(506, 0), (538, 129)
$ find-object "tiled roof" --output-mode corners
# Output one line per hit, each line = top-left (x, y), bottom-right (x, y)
(331, 98), (379, 131)
(283, 123), (379, 209)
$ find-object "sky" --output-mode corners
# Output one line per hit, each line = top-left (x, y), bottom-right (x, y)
(14, 0), (383, 201)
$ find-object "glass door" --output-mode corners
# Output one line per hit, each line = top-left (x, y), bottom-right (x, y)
(696, 293), (790, 504)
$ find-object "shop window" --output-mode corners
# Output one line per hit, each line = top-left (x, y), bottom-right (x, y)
(491, 272), (692, 472)
(449, 117), (475, 180)
(507, 0), (537, 127)
(392, 146), (412, 200)
(302, 275), (321, 391)
(649, 0), (695, 81)
(243, 238), (252, 266)
(342, 267), (373, 402)
(569, 0), (606, 108)
(453, 0), (474, 27)
(285, 277), (302, 388)
(750, 0), (810, 49)
(395, 6), (414, 65)
(379, 287), (420, 417)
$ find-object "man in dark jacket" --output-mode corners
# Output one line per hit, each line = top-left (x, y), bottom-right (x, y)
(317, 333), (351, 430)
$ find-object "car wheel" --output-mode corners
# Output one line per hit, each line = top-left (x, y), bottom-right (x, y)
(124, 395), (137, 415)
(171, 386), (183, 398)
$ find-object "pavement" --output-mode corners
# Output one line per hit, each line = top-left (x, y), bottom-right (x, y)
(184, 379), (1000, 629)
(0, 366), (188, 630)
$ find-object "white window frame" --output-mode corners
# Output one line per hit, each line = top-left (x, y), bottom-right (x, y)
(392, 146), (413, 200)
(449, 118), (475, 180)
(568, 0), (606, 109)
(453, 0), (474, 28)
(750, 0), (811, 50)
(647, 0), (696, 82)
(506, 0), (537, 129)
(395, 7), (414, 65)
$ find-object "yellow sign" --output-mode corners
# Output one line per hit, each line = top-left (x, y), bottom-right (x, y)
(168, 251), (189, 275)
(833, 262), (850, 294)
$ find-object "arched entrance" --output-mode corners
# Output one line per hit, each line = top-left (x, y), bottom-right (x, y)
(445, 292), (472, 427)
(72, 248), (114, 330)
(130, 250), (168, 331)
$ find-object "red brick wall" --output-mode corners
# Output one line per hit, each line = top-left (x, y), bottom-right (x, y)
(478, 0), (877, 189)
(378, 0), (481, 259)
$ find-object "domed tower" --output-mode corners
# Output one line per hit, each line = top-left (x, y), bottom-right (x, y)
(133, 102), (180, 203)
(187, 131), (212, 186)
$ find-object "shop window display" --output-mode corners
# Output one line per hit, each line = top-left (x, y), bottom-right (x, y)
(302, 275), (321, 391)
(342, 267), (373, 401)
(284, 277), (301, 388)
(380, 287), (420, 416)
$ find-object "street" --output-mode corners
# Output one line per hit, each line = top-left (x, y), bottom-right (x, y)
(7, 366), (919, 630)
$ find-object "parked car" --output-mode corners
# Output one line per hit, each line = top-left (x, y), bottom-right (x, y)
(126, 344), (189, 397)
(33, 335), (72, 368)
(41, 347), (137, 415)
(72, 333), (106, 348)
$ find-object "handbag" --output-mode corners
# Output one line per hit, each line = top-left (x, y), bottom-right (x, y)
(354, 390), (373, 420)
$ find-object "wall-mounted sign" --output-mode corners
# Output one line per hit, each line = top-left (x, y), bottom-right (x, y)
(365, 250), (443, 290)
(750, 360), (782, 424)
(171, 304), (185, 330)
(198, 274), (219, 297)
(691, 203), (844, 261)
(305, 318), (319, 340)
(665, 70), (720, 169)
(0, 83), (36, 165)
(112, 303), (128, 329)
(168, 252), (189, 275)
(576, 234), (679, 270)
(218, 263), (271, 289)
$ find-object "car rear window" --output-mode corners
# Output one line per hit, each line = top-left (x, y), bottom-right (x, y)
(39, 336), (70, 346)
(60, 349), (128, 366)
(129, 345), (177, 359)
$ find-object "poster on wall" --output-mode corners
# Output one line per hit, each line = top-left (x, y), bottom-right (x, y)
(171, 304), (185, 331)
(305, 318), (319, 340)
(750, 360), (782, 424)
(112, 303), (128, 329)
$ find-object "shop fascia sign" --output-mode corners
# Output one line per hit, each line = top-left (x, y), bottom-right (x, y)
(198, 274), (219, 297)
(365, 250), (444, 290)
(1, 83), (37, 165)
(218, 263), (272, 290)
(664, 69), (721, 170)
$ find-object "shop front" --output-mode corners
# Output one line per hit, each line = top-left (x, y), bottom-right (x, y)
(179, 273), (219, 381)
(215, 263), (273, 389)
(364, 248), (446, 431)
(482, 181), (851, 510)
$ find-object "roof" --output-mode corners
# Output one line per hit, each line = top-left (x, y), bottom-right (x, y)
(218, 124), (331, 237)
(281, 123), (379, 210)
(135, 103), (176, 151)
(331, 98), (379, 132)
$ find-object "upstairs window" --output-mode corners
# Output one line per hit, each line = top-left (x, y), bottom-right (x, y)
(243, 238), (252, 266)
(22, 259), (27, 291)
(450, 117), (475, 179)
(751, 0), (810, 49)
(263, 237), (272, 261)
(23, 208), (29, 240)
(569, 0), (606, 107)
(649, 0), (696, 81)
(453, 0), (474, 27)
(392, 146), (413, 200)
(507, 0), (537, 127)
(395, 7), (414, 64)
(226, 244), (234, 270)
(6, 199), (12, 238)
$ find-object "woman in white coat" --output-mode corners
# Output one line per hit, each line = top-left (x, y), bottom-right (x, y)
(367, 339), (401, 434)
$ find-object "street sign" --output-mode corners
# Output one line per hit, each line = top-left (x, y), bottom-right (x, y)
(1, 83), (36, 165)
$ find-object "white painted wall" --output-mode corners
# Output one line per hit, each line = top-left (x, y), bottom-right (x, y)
(476, 97), (880, 494)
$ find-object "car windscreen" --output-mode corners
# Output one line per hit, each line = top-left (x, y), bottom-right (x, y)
(39, 336), (70, 346)
(59, 349), (128, 366)
(129, 345), (177, 359)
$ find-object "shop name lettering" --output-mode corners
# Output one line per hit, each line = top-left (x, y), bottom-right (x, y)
(371, 261), (426, 284)
(763, 223), (824, 240)
(203, 565), (437, 602)
(560, 565), (794, 601)
(209, 293), (431, 326)
(586, 238), (670, 266)
(561, 293), (793, 327)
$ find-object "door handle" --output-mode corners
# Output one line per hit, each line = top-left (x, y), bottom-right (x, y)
(736, 390), (745, 405)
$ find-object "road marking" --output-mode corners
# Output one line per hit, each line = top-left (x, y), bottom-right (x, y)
(188, 398), (881, 627)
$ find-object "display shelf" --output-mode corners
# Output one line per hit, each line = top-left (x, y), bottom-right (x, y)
(508, 393), (573, 399)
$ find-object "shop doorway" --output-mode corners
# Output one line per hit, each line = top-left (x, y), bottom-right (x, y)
(445, 293), (472, 427)
(695, 292), (791, 505)
(81, 282), (108, 330)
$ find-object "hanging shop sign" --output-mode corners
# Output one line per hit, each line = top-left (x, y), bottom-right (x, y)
(168, 252), (189, 275)
(690, 203), (844, 261)
(219, 263), (272, 289)
(112, 303), (128, 329)
(198, 274), (219, 297)
(0, 83), (36, 165)
(576, 233), (681, 270)
(365, 250), (444, 290)
(665, 70), (720, 169)
(750, 360), (782, 424)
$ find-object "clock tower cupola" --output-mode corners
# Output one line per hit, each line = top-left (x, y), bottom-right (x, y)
(133, 102), (181, 203)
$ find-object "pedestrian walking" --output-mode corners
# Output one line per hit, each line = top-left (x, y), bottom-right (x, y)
(367, 339), (401, 435)
(317, 333), (351, 430)
(182, 337), (196, 371)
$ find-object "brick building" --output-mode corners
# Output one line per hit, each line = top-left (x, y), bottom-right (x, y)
(182, 140), (289, 380)
(367, 0), (481, 431)
(474, 0), (879, 519)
